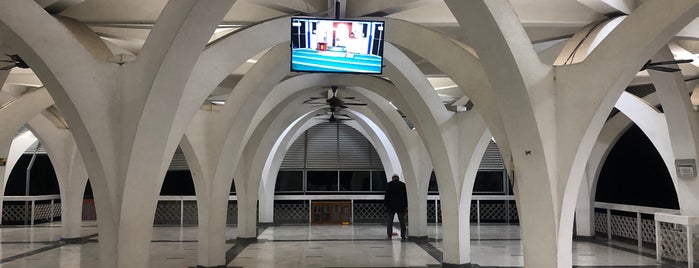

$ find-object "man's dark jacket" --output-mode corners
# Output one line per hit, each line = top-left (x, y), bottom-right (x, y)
(384, 180), (408, 212)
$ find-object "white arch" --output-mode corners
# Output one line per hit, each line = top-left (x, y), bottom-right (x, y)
(27, 114), (88, 239)
(0, 88), (54, 220)
(252, 75), (428, 235)
(444, 1), (699, 267)
(649, 46), (699, 215)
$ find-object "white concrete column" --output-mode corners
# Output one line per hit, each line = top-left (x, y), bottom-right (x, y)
(60, 148), (88, 238)
(649, 46), (699, 216)
(444, 1), (699, 267)
(27, 113), (88, 239)
(0, 1), (236, 267)
(180, 123), (233, 267)
(235, 185), (258, 238)
(440, 198), (471, 264)
(257, 185), (275, 223)
(404, 150), (431, 238)
(574, 170), (595, 237)
(193, 190), (230, 267)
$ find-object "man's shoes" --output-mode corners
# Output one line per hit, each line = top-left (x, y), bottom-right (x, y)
(401, 237), (407, 242)
(386, 236), (392, 240)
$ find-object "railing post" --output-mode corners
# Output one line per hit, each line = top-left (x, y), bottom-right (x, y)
(30, 200), (35, 226)
(476, 200), (480, 225)
(637, 212), (642, 249)
(687, 224), (694, 268)
(180, 199), (184, 226)
(607, 209), (612, 240)
(308, 200), (312, 224)
(350, 199), (354, 224)
(50, 198), (54, 222)
(655, 219), (662, 263)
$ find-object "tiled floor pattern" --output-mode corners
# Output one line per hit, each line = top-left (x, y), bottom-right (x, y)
(0, 222), (684, 267)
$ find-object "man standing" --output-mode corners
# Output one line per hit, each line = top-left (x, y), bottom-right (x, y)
(384, 174), (407, 240)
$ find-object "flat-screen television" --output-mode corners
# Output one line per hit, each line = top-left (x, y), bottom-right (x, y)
(291, 17), (385, 74)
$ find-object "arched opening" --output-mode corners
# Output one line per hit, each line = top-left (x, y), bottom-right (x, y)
(596, 124), (678, 209)
(274, 122), (386, 224)
(3, 141), (60, 225)
(153, 146), (237, 226)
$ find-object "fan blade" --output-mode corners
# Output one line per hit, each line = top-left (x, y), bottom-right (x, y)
(0, 65), (14, 70)
(685, 76), (699, 82)
(343, 102), (368, 106)
(649, 59), (694, 66)
(0, 60), (14, 63)
(308, 97), (325, 99)
(304, 101), (327, 105)
(647, 66), (680, 72)
(343, 96), (356, 99)
(303, 98), (328, 104)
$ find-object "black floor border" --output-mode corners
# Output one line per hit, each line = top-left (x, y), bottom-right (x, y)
(0, 233), (98, 264)
(414, 239), (443, 263)
(220, 224), (272, 264)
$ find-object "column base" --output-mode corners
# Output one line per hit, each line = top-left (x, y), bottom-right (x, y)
(195, 265), (226, 268)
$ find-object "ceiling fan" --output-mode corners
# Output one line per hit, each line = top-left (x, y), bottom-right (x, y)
(315, 108), (353, 123)
(640, 59), (693, 73)
(303, 86), (367, 109)
(0, 54), (29, 71)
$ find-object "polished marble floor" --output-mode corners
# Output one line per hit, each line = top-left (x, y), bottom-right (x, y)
(0, 221), (682, 267)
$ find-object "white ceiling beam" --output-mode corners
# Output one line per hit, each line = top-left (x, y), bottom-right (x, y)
(35, 0), (84, 14)
(577, 0), (639, 15)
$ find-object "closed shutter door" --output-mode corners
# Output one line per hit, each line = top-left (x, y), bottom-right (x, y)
(168, 147), (189, 171)
(306, 123), (339, 169)
(478, 140), (504, 170)
(338, 124), (372, 169)
(281, 136), (306, 169)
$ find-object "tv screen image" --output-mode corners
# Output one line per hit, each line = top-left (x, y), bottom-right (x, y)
(291, 17), (385, 74)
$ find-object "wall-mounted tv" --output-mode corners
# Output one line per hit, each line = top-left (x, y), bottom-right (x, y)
(291, 17), (385, 74)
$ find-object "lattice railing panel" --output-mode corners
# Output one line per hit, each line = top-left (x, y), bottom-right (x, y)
(274, 202), (307, 223)
(227, 201), (238, 224)
(353, 202), (384, 223)
(508, 204), (519, 221)
(33, 203), (53, 220)
(2, 201), (61, 224)
(610, 214), (637, 240)
(427, 202), (437, 223)
(594, 212), (607, 234)
(2, 203), (28, 222)
(52, 202), (61, 219)
(641, 219), (655, 243)
(182, 201), (198, 225)
(469, 203), (477, 220)
(479, 203), (515, 220)
(153, 201), (181, 225)
(658, 222), (687, 262)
